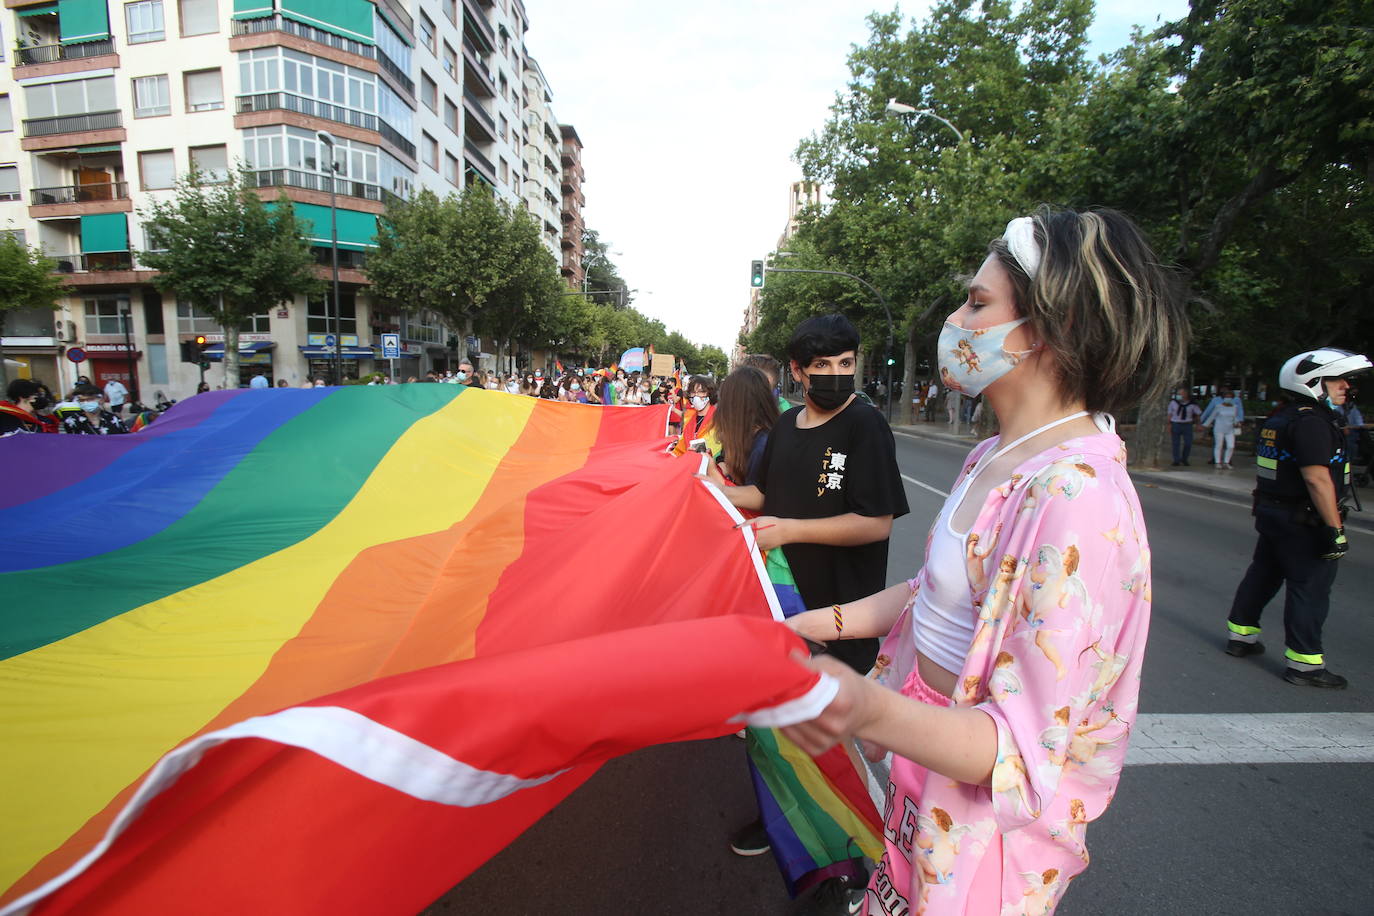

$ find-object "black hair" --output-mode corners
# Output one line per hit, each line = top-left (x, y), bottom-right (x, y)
(786, 312), (860, 369)
(7, 378), (41, 402)
(72, 383), (102, 398)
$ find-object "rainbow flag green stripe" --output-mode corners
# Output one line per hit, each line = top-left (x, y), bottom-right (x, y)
(0, 387), (451, 661)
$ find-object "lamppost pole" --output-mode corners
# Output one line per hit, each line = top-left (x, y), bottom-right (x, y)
(766, 263), (895, 422)
(317, 131), (343, 385)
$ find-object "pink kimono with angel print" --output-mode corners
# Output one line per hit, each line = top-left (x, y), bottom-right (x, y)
(862, 430), (1151, 916)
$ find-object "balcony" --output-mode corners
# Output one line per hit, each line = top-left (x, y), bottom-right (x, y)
(30, 182), (129, 206)
(52, 251), (136, 274)
(252, 169), (382, 202)
(230, 15), (375, 61)
(16, 38), (116, 66)
(462, 85), (496, 135)
(463, 140), (496, 182)
(377, 120), (417, 160)
(461, 39), (496, 98)
(237, 92), (377, 131)
(376, 46), (415, 96)
(23, 110), (121, 138)
(462, 0), (496, 51)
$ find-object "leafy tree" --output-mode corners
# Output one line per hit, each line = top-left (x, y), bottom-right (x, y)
(473, 206), (566, 369)
(581, 228), (632, 307)
(140, 168), (321, 386)
(368, 187), (511, 346)
(0, 235), (67, 390)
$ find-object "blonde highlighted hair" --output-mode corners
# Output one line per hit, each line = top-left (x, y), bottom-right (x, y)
(989, 206), (1189, 415)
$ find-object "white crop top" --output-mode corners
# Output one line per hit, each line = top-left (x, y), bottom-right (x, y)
(910, 478), (977, 674)
(909, 410), (1105, 675)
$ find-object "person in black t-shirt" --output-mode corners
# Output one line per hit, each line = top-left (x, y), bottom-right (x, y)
(710, 313), (909, 671)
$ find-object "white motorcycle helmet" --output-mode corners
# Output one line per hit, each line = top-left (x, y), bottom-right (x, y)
(1278, 348), (1372, 401)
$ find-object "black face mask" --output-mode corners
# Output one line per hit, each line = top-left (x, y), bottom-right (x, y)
(805, 373), (855, 411)
(30, 395), (51, 411)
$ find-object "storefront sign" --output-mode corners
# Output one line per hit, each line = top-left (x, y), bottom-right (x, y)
(203, 334), (273, 343)
(308, 334), (359, 347)
(83, 343), (141, 355)
(277, 309), (289, 319)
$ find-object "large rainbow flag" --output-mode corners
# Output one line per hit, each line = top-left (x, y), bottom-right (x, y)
(0, 386), (848, 915)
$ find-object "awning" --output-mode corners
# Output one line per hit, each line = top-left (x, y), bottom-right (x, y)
(276, 203), (378, 252)
(203, 341), (276, 362)
(17, 3), (58, 17)
(80, 213), (128, 253)
(58, 0), (111, 44)
(279, 0), (374, 44)
(299, 345), (376, 359)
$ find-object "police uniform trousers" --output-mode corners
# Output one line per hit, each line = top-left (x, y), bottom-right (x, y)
(1227, 505), (1339, 661)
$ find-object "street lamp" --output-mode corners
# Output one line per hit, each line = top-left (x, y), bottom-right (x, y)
(316, 130), (343, 384)
(885, 98), (966, 145)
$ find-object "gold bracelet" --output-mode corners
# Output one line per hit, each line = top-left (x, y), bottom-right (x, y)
(832, 603), (844, 639)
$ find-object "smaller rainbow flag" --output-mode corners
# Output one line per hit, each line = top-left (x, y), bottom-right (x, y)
(749, 546), (883, 897)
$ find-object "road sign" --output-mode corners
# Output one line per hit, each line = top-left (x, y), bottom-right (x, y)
(66, 347), (87, 364)
(324, 334), (337, 348)
(381, 333), (400, 359)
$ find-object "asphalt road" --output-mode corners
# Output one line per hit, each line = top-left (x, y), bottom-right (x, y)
(426, 430), (1374, 916)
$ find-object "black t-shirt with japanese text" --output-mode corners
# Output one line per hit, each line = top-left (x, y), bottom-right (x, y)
(757, 398), (909, 671)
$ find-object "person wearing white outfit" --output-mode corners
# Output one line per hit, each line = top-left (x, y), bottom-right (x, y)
(1201, 386), (1244, 468)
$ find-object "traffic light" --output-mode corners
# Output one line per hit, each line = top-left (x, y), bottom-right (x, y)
(887, 356), (897, 366)
(195, 335), (210, 371)
(750, 260), (765, 288)
(179, 340), (197, 363)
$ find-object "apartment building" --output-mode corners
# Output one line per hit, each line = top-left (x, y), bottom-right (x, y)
(558, 122), (582, 289)
(0, 0), (582, 399)
(734, 180), (825, 365)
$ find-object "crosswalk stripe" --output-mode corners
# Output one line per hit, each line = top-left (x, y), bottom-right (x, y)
(1126, 713), (1374, 765)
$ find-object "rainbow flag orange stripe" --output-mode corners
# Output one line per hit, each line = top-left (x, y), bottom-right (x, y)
(0, 386), (842, 914)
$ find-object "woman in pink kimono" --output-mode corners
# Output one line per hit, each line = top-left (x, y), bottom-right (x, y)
(781, 207), (1188, 915)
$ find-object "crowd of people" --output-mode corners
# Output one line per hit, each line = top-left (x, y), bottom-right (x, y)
(0, 376), (146, 437)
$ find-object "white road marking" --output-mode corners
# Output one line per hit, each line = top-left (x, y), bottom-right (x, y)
(900, 474), (948, 499)
(1126, 713), (1374, 765)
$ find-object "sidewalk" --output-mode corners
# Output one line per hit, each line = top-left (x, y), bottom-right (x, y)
(892, 420), (1374, 535)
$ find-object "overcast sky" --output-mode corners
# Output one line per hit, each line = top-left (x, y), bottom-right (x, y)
(521, 1), (1191, 355)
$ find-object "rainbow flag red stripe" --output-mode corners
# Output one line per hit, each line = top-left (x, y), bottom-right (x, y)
(0, 386), (839, 914)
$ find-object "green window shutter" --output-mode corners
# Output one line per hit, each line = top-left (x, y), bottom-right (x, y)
(80, 213), (129, 253)
(58, 0), (111, 44)
(279, 0), (374, 44)
(280, 202), (378, 251)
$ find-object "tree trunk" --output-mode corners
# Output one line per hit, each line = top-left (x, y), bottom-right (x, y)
(898, 329), (916, 426)
(0, 313), (10, 390)
(1132, 398), (1169, 469)
(224, 323), (240, 390)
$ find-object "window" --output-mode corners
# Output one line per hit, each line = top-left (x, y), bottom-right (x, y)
(178, 0), (217, 36)
(176, 300), (219, 335)
(307, 291), (356, 335)
(126, 0), (165, 43)
(144, 290), (165, 334)
(498, 158), (507, 184)
(190, 144), (228, 182)
(24, 77), (117, 119)
(422, 132), (438, 170)
(243, 126), (378, 183)
(238, 312), (270, 332)
(443, 0), (457, 24)
(140, 149), (175, 189)
(420, 72), (437, 112)
(184, 69), (223, 111)
(0, 166), (19, 202)
(147, 343), (168, 383)
(132, 75), (170, 118)
(445, 152), (459, 186)
(443, 97), (458, 134)
(419, 12), (435, 52)
(374, 13), (412, 76)
(443, 42), (457, 79)
(498, 114), (507, 143)
(0, 95), (11, 132)
(84, 297), (132, 335)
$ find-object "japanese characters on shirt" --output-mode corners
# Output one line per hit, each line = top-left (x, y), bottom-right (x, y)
(816, 447), (848, 496)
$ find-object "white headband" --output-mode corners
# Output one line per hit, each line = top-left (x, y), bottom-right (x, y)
(1003, 216), (1041, 279)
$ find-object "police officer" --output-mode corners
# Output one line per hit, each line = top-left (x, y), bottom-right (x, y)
(1225, 348), (1371, 687)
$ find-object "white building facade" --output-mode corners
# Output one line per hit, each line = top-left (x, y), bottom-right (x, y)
(0, 0), (576, 399)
